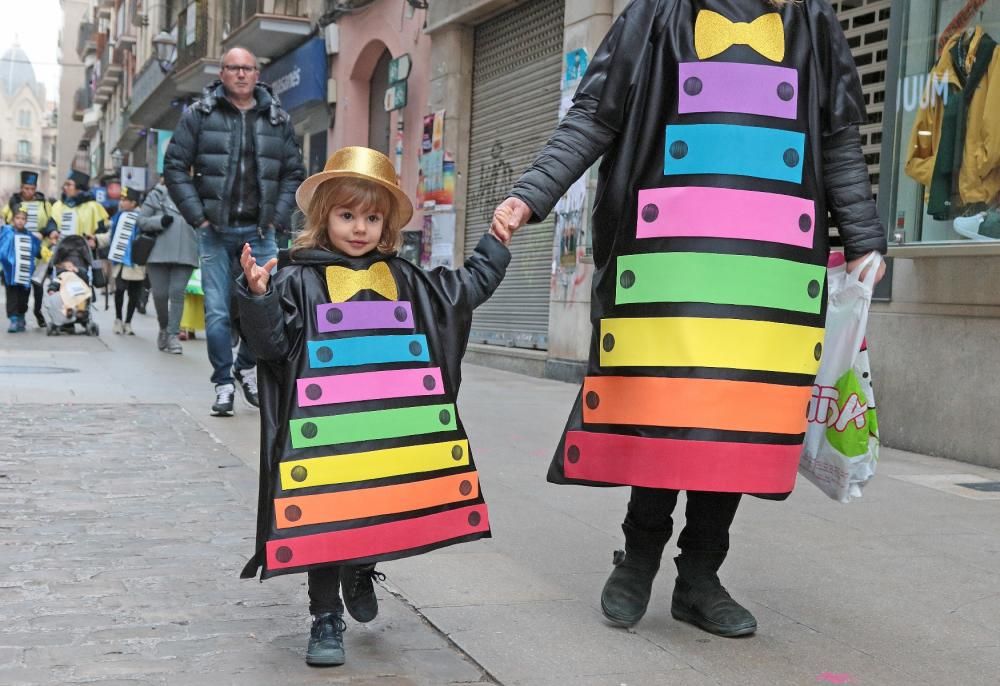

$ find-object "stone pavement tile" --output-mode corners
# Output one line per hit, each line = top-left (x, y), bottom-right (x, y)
(0, 403), (493, 686)
(423, 599), (689, 684)
(386, 551), (575, 608)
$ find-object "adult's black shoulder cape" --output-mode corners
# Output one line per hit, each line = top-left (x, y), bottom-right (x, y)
(511, 0), (886, 499)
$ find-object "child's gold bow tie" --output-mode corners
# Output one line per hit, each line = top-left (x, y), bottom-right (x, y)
(694, 10), (785, 63)
(325, 262), (399, 302)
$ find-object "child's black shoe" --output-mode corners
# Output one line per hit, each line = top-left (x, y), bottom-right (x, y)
(305, 612), (346, 667)
(341, 564), (385, 623)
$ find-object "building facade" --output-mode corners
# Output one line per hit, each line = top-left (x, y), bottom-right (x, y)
(0, 46), (58, 200)
(57, 0), (89, 183)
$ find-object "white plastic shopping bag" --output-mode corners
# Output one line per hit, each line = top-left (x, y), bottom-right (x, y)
(799, 252), (882, 503)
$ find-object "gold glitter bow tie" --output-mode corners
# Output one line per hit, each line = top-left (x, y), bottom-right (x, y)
(325, 262), (398, 302)
(694, 10), (786, 63)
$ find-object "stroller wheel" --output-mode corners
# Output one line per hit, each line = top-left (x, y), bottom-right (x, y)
(87, 321), (100, 336)
(47, 324), (58, 336)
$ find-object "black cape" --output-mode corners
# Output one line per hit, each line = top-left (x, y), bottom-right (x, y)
(511, 0), (885, 497)
(237, 235), (510, 579)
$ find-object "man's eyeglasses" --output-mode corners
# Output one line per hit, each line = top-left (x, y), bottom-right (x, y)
(222, 65), (258, 74)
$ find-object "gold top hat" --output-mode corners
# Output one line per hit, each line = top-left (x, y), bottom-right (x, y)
(296, 146), (414, 230)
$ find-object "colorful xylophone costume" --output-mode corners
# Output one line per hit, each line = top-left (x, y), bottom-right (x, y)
(237, 235), (509, 579)
(512, 0), (887, 497)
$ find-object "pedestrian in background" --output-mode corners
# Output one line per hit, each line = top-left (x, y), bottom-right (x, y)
(0, 208), (41, 332)
(99, 187), (145, 336)
(164, 46), (305, 417)
(138, 180), (198, 354)
(235, 147), (510, 668)
(51, 170), (109, 240)
(493, 0), (887, 637)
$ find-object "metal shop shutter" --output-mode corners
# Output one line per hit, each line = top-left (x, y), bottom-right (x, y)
(464, 0), (564, 350)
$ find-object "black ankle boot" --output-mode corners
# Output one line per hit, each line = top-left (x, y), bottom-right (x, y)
(341, 563), (385, 623)
(600, 549), (662, 627)
(670, 554), (756, 637)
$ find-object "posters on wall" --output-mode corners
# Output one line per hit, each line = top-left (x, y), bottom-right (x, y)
(428, 211), (456, 269)
(419, 110), (453, 208)
(553, 49), (590, 270)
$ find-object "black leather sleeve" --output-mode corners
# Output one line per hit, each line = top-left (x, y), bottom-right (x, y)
(426, 233), (511, 312)
(822, 125), (888, 261)
(509, 0), (661, 222)
(235, 274), (294, 362)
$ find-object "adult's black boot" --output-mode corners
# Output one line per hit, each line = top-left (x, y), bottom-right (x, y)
(670, 552), (756, 637)
(600, 547), (663, 627)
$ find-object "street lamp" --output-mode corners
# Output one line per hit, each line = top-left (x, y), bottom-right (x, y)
(152, 31), (177, 73)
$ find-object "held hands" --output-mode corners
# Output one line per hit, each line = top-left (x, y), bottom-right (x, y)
(489, 197), (532, 245)
(241, 243), (278, 295)
(846, 252), (887, 285)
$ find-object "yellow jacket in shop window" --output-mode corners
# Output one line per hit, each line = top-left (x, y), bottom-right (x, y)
(905, 26), (1000, 206)
(49, 196), (110, 237)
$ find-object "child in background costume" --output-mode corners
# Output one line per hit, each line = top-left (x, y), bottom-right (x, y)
(100, 187), (146, 335)
(496, 0), (887, 637)
(0, 209), (42, 332)
(236, 147), (511, 667)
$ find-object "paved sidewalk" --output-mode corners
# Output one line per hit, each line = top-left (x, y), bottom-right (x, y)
(0, 402), (491, 685)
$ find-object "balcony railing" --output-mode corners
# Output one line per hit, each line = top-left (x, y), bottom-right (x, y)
(0, 155), (51, 168)
(176, 0), (210, 73)
(76, 22), (97, 60)
(72, 86), (94, 121)
(229, 0), (307, 30)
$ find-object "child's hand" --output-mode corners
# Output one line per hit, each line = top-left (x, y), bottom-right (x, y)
(490, 205), (515, 245)
(490, 197), (532, 245)
(241, 243), (278, 295)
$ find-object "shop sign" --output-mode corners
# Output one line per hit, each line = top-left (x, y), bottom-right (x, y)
(263, 37), (329, 113)
(388, 54), (412, 84)
(385, 82), (408, 112)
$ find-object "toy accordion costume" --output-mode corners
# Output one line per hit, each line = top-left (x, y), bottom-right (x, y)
(237, 236), (509, 579)
(511, 0), (886, 497)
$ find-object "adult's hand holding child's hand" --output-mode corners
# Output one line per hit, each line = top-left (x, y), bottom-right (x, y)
(490, 197), (532, 245)
(241, 243), (278, 295)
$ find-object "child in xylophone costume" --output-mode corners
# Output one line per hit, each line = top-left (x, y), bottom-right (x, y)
(496, 0), (888, 637)
(236, 147), (511, 667)
(101, 187), (146, 335)
(0, 209), (41, 332)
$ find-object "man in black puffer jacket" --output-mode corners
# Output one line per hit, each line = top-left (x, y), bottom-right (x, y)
(165, 46), (305, 417)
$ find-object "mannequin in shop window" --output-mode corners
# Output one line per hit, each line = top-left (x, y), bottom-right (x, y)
(904, 21), (1000, 238)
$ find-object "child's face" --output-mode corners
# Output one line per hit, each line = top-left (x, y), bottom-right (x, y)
(120, 199), (138, 211)
(327, 203), (385, 256)
(12, 214), (27, 230)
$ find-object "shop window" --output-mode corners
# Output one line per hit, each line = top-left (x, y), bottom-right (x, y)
(367, 49), (392, 157)
(888, 2), (1000, 243)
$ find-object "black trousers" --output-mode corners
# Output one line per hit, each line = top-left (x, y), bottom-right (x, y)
(307, 566), (343, 615)
(114, 276), (144, 322)
(32, 282), (43, 321)
(623, 487), (742, 576)
(5, 285), (30, 317)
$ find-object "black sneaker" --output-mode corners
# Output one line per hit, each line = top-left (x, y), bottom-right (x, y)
(341, 564), (385, 623)
(212, 383), (235, 416)
(306, 612), (346, 667)
(233, 367), (259, 408)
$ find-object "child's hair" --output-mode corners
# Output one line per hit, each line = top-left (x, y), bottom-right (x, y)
(293, 177), (400, 255)
(12, 208), (27, 219)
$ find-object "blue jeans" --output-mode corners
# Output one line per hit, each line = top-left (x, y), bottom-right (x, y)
(198, 225), (277, 385)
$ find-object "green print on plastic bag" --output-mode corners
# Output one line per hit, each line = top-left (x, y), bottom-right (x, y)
(825, 370), (878, 457)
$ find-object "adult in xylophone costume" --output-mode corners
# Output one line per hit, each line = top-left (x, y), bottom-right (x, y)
(236, 147), (510, 666)
(494, 0), (887, 636)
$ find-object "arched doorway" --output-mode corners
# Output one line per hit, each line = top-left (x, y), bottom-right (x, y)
(367, 49), (392, 156)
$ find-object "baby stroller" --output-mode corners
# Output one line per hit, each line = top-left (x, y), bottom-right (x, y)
(43, 234), (99, 336)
